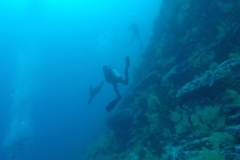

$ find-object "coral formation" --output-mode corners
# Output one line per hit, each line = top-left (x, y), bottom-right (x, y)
(187, 148), (225, 160)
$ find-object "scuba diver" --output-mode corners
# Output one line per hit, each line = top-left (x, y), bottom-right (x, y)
(103, 56), (130, 112)
(128, 23), (143, 50)
(88, 81), (104, 105)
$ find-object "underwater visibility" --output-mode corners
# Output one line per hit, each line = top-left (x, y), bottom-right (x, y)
(1, 0), (240, 159)
(0, 0), (159, 160)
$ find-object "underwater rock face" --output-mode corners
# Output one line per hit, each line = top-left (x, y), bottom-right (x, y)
(82, 0), (240, 159)
(107, 108), (135, 132)
(176, 58), (240, 102)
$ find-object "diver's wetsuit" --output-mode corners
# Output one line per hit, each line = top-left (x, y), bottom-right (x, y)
(103, 56), (130, 112)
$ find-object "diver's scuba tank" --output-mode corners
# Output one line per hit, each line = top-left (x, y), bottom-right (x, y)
(110, 66), (121, 80)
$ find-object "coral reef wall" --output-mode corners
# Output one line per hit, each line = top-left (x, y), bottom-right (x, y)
(82, 0), (240, 159)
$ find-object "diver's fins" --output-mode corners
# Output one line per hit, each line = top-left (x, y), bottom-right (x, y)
(106, 96), (122, 112)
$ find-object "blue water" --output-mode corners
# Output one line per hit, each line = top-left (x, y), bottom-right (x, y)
(0, 1), (161, 159)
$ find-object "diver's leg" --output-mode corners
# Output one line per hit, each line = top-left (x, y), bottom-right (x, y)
(119, 56), (129, 85)
(113, 83), (121, 97)
(106, 84), (122, 112)
(123, 72), (129, 85)
(123, 56), (130, 85)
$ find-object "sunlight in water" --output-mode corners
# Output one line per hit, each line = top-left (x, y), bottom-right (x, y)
(1, 0), (126, 14)
(41, 0), (124, 15)
(2, 42), (38, 159)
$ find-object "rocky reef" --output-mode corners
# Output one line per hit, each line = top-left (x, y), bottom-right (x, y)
(82, 0), (240, 159)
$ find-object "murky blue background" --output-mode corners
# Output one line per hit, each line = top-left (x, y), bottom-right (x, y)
(0, 0), (161, 159)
